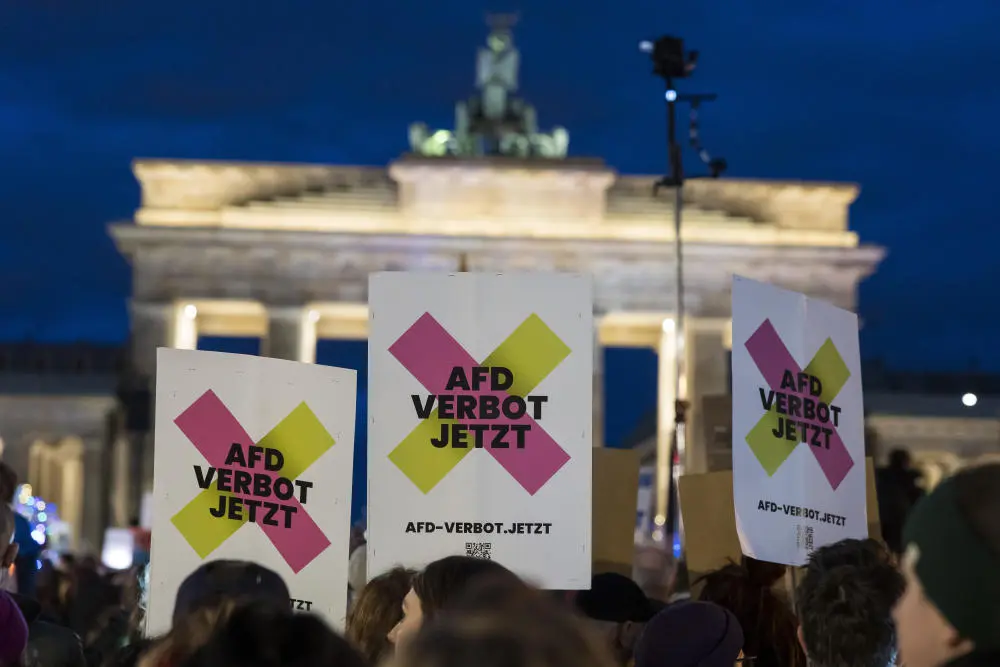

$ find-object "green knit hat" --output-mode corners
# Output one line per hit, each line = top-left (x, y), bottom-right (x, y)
(902, 464), (1000, 652)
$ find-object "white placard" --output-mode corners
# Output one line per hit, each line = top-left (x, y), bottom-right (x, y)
(148, 349), (356, 634)
(732, 276), (867, 566)
(368, 272), (593, 589)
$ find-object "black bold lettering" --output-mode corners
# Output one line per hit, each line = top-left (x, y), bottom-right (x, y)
(491, 367), (514, 390)
(273, 478), (295, 501)
(780, 370), (796, 391)
(194, 466), (216, 490)
(224, 443), (247, 467)
(412, 395), (436, 419)
(430, 423), (450, 448)
(264, 449), (283, 472)
(759, 388), (775, 411)
(445, 367), (470, 391)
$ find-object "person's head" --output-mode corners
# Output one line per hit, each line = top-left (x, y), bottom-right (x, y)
(392, 579), (616, 667)
(575, 573), (657, 666)
(888, 449), (911, 470)
(172, 560), (290, 626)
(0, 506), (18, 571)
(697, 559), (803, 667)
(0, 591), (29, 667)
(387, 556), (519, 651)
(101, 639), (154, 667)
(139, 599), (240, 667)
(347, 567), (414, 664)
(892, 463), (1000, 667)
(635, 601), (743, 667)
(796, 538), (904, 667)
(0, 464), (17, 505)
(179, 603), (367, 667)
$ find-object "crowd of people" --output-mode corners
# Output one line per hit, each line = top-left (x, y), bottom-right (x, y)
(0, 460), (996, 667)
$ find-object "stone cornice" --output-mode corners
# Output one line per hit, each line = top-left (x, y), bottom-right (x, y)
(132, 159), (391, 211)
(610, 177), (859, 232)
(109, 222), (883, 268)
(684, 179), (859, 232)
(389, 156), (616, 190)
(131, 159), (863, 236)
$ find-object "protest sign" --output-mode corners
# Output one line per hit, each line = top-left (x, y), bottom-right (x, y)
(680, 459), (879, 579)
(148, 349), (356, 634)
(368, 272), (592, 589)
(731, 276), (867, 566)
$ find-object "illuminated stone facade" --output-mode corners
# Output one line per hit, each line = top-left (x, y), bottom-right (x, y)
(110, 154), (884, 508)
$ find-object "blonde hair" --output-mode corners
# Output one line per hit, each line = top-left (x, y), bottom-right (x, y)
(137, 599), (238, 667)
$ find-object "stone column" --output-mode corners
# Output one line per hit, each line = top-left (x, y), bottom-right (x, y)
(57, 438), (85, 552)
(593, 321), (604, 448)
(129, 302), (173, 381)
(81, 436), (107, 554)
(264, 307), (317, 363)
(683, 323), (730, 474)
(654, 319), (677, 530)
(129, 301), (198, 380)
(172, 303), (199, 351)
(111, 434), (131, 528)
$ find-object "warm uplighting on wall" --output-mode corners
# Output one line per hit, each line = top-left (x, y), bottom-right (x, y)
(183, 304), (198, 320)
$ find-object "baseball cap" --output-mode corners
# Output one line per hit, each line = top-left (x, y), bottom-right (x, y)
(575, 572), (657, 623)
(173, 560), (290, 624)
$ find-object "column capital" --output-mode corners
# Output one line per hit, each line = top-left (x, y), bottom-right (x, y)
(129, 300), (173, 319)
(266, 305), (309, 320)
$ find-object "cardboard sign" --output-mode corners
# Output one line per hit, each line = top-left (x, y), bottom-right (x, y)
(731, 277), (867, 566)
(368, 272), (593, 588)
(593, 448), (640, 576)
(148, 349), (356, 634)
(679, 457), (880, 579)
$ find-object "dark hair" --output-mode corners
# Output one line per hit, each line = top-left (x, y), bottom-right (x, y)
(888, 449), (911, 469)
(346, 567), (414, 664)
(100, 640), (154, 667)
(0, 463), (18, 504)
(796, 538), (904, 667)
(412, 556), (519, 619)
(696, 558), (804, 667)
(179, 603), (367, 667)
(399, 581), (615, 667)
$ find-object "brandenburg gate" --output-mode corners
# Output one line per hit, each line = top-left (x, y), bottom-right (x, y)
(109, 22), (883, 513)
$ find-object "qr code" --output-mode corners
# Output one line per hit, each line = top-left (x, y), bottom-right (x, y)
(465, 542), (493, 560)
(796, 525), (815, 553)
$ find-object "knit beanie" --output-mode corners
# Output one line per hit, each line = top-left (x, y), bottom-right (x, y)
(0, 590), (28, 666)
(902, 464), (1000, 652)
(635, 601), (743, 667)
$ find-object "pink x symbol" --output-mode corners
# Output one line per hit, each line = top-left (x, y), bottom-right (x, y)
(745, 320), (854, 490)
(174, 391), (331, 573)
(389, 313), (571, 495)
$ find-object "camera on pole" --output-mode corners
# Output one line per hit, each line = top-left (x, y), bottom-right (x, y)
(637, 33), (727, 553)
(640, 36), (698, 80)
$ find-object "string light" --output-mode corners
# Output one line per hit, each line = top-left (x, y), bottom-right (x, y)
(14, 484), (61, 545)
